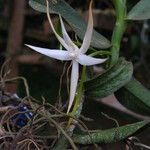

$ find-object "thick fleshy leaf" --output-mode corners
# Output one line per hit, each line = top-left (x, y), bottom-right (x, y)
(85, 58), (133, 98)
(67, 61), (79, 113)
(115, 78), (150, 116)
(77, 54), (107, 66)
(29, 0), (111, 49)
(80, 1), (93, 54)
(127, 0), (150, 20)
(73, 121), (149, 144)
(25, 44), (71, 61)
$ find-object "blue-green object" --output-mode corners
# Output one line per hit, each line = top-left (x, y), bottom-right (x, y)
(11, 104), (33, 128)
(0, 93), (33, 128)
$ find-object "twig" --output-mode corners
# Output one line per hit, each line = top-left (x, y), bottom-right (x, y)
(17, 138), (41, 150)
(66, 62), (72, 95)
(58, 62), (68, 108)
(0, 106), (14, 112)
(0, 59), (11, 79)
(134, 142), (150, 150)
(101, 112), (119, 127)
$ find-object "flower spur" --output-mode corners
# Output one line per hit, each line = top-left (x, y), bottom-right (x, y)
(25, 1), (107, 113)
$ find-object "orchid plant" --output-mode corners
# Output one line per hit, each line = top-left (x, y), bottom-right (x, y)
(26, 1), (107, 113)
(1, 0), (150, 149)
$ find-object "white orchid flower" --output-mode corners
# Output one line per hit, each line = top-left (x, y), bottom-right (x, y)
(25, 1), (107, 113)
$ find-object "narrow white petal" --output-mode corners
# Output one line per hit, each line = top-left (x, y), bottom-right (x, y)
(46, 0), (70, 51)
(79, 1), (93, 54)
(67, 61), (79, 113)
(25, 44), (71, 61)
(77, 54), (107, 66)
(59, 15), (78, 50)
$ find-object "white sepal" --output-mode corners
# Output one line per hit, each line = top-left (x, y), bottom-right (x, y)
(59, 15), (78, 51)
(46, 0), (70, 51)
(25, 44), (71, 61)
(77, 54), (107, 66)
(67, 60), (79, 113)
(79, 1), (93, 54)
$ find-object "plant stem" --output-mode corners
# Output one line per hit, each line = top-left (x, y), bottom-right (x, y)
(110, 0), (126, 67)
(52, 66), (86, 149)
(90, 51), (111, 57)
(67, 66), (86, 128)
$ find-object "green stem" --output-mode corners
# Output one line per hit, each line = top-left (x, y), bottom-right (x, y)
(52, 67), (86, 149)
(110, 0), (126, 67)
(90, 51), (111, 57)
(67, 66), (86, 127)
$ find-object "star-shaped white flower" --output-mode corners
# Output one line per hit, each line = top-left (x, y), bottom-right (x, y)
(25, 1), (107, 113)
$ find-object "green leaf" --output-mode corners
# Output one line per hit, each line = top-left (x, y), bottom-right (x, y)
(85, 58), (133, 98)
(127, 0), (150, 20)
(73, 121), (149, 144)
(29, 0), (111, 49)
(115, 78), (150, 116)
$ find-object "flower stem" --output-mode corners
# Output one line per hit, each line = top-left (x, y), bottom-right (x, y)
(67, 66), (86, 128)
(52, 67), (86, 150)
(110, 0), (126, 67)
